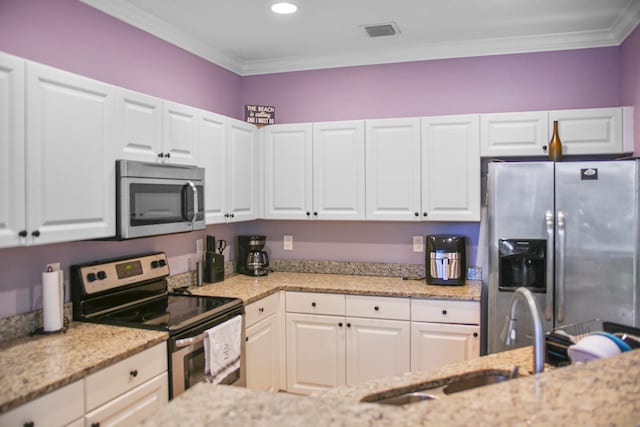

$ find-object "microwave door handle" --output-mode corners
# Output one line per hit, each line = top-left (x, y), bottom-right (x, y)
(183, 181), (197, 223)
(189, 181), (198, 223)
(544, 210), (554, 321)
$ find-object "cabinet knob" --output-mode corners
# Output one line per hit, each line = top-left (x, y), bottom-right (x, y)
(224, 213), (229, 218)
(338, 322), (343, 327)
(473, 332), (479, 338)
(32, 230), (40, 237)
(313, 212), (318, 216)
(91, 423), (100, 427)
(414, 212), (419, 217)
(245, 336), (249, 342)
(542, 145), (548, 152)
(374, 306), (379, 311)
(258, 307), (264, 313)
(18, 230), (27, 237)
(165, 153), (171, 158)
(23, 422), (34, 427)
(306, 212), (311, 216)
(129, 369), (138, 378)
(311, 302), (316, 307)
(423, 212), (427, 217)
(347, 323), (351, 328)
(230, 213), (235, 218)
(442, 309), (448, 315)
(157, 152), (164, 158)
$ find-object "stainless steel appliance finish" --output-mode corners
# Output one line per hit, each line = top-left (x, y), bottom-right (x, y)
(426, 235), (466, 286)
(71, 252), (243, 399)
(487, 161), (640, 354)
(116, 159), (205, 239)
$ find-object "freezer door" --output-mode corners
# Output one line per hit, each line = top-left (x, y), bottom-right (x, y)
(487, 162), (555, 353)
(555, 161), (638, 329)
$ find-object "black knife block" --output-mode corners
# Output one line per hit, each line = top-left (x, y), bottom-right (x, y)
(204, 252), (225, 283)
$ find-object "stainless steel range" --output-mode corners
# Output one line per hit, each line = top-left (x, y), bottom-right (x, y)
(71, 252), (243, 398)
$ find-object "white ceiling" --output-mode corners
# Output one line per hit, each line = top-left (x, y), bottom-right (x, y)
(81, 0), (640, 76)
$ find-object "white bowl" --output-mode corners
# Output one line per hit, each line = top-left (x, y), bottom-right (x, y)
(567, 334), (621, 363)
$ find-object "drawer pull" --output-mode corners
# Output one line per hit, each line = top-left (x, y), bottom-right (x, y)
(473, 332), (479, 338)
(23, 422), (34, 427)
(311, 302), (316, 307)
(374, 306), (379, 311)
(442, 309), (448, 315)
(129, 369), (138, 378)
(258, 307), (264, 313)
(346, 323), (351, 328)
(91, 423), (101, 427)
(338, 322), (343, 327)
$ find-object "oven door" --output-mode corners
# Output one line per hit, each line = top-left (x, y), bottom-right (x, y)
(169, 307), (243, 399)
(118, 176), (205, 239)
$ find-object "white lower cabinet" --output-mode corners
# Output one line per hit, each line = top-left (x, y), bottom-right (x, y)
(244, 292), (284, 391)
(0, 380), (84, 427)
(285, 292), (410, 395)
(85, 342), (168, 427)
(410, 299), (480, 372)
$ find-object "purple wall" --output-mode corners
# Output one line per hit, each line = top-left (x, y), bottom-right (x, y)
(241, 48), (621, 123)
(0, 0), (634, 319)
(621, 25), (640, 154)
(0, 0), (242, 118)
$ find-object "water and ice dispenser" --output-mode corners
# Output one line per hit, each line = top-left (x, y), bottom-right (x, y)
(498, 239), (546, 292)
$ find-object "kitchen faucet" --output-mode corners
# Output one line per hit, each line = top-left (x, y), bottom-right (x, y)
(504, 287), (545, 373)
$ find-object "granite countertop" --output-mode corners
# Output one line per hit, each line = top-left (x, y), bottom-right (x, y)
(139, 346), (640, 426)
(189, 272), (482, 304)
(0, 322), (167, 414)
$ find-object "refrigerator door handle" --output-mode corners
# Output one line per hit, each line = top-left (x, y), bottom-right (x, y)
(557, 211), (566, 323)
(545, 210), (554, 321)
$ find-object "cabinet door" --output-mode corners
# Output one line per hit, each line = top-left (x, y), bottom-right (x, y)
(198, 110), (228, 224)
(227, 119), (258, 222)
(246, 314), (280, 391)
(421, 115), (480, 221)
(0, 52), (25, 248)
(286, 313), (345, 395)
(26, 62), (115, 245)
(345, 317), (410, 385)
(162, 100), (198, 165)
(410, 322), (480, 372)
(115, 88), (163, 162)
(313, 121), (365, 220)
(365, 118), (421, 221)
(480, 111), (549, 157)
(85, 373), (168, 427)
(549, 107), (622, 155)
(263, 123), (313, 219)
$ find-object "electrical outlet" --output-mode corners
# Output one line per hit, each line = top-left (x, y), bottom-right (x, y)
(283, 235), (293, 251)
(412, 236), (424, 252)
(468, 266), (482, 281)
(196, 238), (203, 254)
(46, 262), (61, 272)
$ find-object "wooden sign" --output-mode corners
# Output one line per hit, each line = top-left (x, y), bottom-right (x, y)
(245, 105), (275, 125)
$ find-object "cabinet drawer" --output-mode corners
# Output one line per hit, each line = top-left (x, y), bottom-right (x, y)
(245, 292), (280, 328)
(0, 380), (83, 427)
(85, 342), (168, 411)
(346, 295), (410, 320)
(411, 299), (479, 324)
(286, 292), (345, 316)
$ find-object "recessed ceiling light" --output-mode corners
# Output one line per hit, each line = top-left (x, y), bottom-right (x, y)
(271, 1), (298, 14)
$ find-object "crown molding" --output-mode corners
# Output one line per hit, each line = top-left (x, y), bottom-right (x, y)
(81, 0), (640, 77)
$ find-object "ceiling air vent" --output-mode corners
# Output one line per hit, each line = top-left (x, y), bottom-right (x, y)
(363, 22), (400, 38)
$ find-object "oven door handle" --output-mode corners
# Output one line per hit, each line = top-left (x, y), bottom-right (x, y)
(175, 331), (207, 348)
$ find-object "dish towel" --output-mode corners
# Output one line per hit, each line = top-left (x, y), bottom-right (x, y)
(203, 315), (242, 385)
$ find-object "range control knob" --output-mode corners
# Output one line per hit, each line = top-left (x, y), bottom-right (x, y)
(151, 260), (159, 269)
(97, 271), (107, 280)
(87, 272), (97, 282)
(158, 259), (167, 267)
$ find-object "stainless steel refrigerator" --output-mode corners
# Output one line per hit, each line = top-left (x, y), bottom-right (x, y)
(487, 160), (639, 354)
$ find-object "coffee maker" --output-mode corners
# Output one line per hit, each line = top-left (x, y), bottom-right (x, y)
(236, 235), (270, 276)
(426, 235), (466, 286)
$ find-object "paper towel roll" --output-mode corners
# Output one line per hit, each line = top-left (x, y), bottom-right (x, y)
(42, 268), (64, 332)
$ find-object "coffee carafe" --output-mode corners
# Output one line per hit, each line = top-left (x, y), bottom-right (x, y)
(236, 235), (270, 276)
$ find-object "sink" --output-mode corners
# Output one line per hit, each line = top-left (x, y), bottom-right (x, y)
(362, 368), (519, 406)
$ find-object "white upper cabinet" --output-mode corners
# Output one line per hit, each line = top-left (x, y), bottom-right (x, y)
(480, 111), (549, 157)
(26, 61), (115, 245)
(313, 121), (366, 220)
(422, 115), (480, 221)
(162, 100), (198, 165)
(115, 88), (163, 162)
(549, 107), (623, 155)
(227, 118), (258, 222)
(263, 123), (313, 219)
(0, 52), (26, 248)
(365, 118), (422, 221)
(198, 110), (228, 224)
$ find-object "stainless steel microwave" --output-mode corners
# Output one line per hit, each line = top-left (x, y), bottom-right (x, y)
(116, 159), (205, 239)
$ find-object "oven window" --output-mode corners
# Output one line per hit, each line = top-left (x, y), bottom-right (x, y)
(183, 345), (206, 390)
(130, 184), (203, 226)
